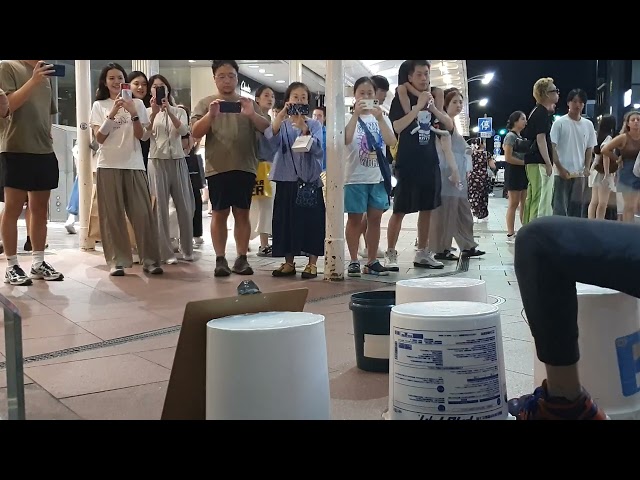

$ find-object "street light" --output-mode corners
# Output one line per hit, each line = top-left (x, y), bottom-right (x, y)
(472, 126), (479, 133)
(469, 98), (489, 107)
(468, 73), (494, 85)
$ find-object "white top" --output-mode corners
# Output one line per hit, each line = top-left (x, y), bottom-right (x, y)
(344, 113), (393, 184)
(147, 105), (190, 160)
(90, 98), (150, 170)
(550, 114), (597, 175)
(207, 311), (324, 331)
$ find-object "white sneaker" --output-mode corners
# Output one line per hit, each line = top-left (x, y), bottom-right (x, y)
(506, 234), (516, 245)
(384, 249), (399, 272)
(193, 237), (204, 246)
(413, 249), (444, 269)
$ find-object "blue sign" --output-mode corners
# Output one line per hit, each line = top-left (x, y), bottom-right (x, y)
(478, 117), (493, 138)
(616, 330), (640, 397)
(494, 135), (501, 143)
(494, 148), (501, 156)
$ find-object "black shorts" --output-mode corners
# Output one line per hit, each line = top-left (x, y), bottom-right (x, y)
(505, 163), (528, 191)
(207, 170), (256, 211)
(393, 166), (442, 214)
(0, 152), (59, 200)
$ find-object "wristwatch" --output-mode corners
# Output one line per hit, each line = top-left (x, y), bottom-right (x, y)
(131, 115), (140, 122)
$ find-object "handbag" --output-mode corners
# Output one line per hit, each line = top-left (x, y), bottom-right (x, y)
(594, 138), (619, 174)
(283, 122), (319, 208)
(357, 117), (393, 198)
(253, 161), (273, 197)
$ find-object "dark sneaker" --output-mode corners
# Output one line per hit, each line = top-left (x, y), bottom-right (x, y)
(363, 260), (389, 276)
(508, 380), (608, 420)
(23, 237), (48, 252)
(257, 245), (272, 257)
(30, 261), (64, 281)
(109, 266), (125, 276)
(5, 265), (33, 286)
(214, 257), (232, 277)
(434, 250), (458, 261)
(232, 255), (254, 275)
(347, 262), (361, 277)
(272, 262), (296, 277)
(143, 264), (163, 274)
(462, 247), (485, 257)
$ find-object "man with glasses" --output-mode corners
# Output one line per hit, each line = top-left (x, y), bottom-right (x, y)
(191, 60), (271, 277)
(522, 77), (560, 225)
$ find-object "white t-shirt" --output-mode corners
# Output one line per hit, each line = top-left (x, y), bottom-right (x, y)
(344, 113), (393, 184)
(147, 105), (190, 160)
(550, 114), (597, 175)
(90, 98), (150, 170)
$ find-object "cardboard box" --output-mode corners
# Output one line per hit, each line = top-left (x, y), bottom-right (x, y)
(161, 287), (309, 420)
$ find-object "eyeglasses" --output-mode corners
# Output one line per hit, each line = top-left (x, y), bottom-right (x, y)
(548, 88), (560, 94)
(215, 74), (237, 81)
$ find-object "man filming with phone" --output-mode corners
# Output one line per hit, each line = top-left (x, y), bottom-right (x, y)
(0, 60), (64, 286)
(191, 60), (270, 278)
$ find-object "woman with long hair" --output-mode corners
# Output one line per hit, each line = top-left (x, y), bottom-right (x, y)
(264, 81), (325, 279)
(429, 89), (484, 260)
(502, 110), (529, 241)
(600, 110), (640, 222)
(145, 73), (194, 263)
(587, 114), (617, 219)
(89, 62), (163, 276)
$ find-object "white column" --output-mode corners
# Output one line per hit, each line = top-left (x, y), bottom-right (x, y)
(323, 61), (345, 281)
(75, 60), (95, 251)
(190, 67), (217, 108)
(131, 60), (160, 78)
(289, 60), (302, 83)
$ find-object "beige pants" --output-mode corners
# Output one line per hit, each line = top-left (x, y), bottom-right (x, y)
(148, 158), (195, 261)
(96, 168), (161, 268)
(429, 195), (478, 254)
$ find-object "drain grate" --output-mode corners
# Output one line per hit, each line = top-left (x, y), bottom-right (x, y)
(0, 325), (181, 370)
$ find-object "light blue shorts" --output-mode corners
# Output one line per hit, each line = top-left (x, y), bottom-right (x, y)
(344, 182), (389, 214)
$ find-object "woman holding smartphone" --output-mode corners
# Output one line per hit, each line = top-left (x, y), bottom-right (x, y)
(145, 74), (194, 263)
(89, 63), (163, 276)
(264, 81), (325, 279)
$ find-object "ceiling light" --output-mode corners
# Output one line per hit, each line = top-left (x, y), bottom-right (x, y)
(258, 69), (266, 73)
(264, 73), (274, 77)
(443, 74), (452, 84)
(276, 80), (286, 84)
(634, 103), (640, 109)
(188, 60), (196, 63)
(248, 64), (260, 68)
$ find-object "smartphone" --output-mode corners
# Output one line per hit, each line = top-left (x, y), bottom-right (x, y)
(219, 101), (242, 114)
(120, 83), (132, 101)
(362, 99), (379, 109)
(286, 103), (310, 116)
(40, 62), (66, 77)
(155, 86), (166, 105)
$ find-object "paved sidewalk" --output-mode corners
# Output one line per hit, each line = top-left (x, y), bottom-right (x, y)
(0, 193), (534, 419)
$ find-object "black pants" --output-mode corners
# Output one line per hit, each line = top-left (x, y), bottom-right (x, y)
(514, 216), (640, 366)
(190, 175), (203, 238)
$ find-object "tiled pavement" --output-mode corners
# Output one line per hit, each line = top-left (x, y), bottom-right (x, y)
(0, 191), (535, 420)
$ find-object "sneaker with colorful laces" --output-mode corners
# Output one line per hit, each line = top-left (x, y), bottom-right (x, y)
(508, 380), (608, 420)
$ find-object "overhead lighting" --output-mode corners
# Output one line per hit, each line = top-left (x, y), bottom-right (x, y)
(264, 73), (274, 77)
(188, 60), (196, 63)
(248, 65), (260, 68)
(624, 89), (631, 107)
(275, 80), (286, 84)
(634, 103), (640, 109)
(479, 98), (489, 107)
(472, 126), (479, 133)
(481, 73), (495, 85)
(258, 69), (266, 73)
(443, 74), (452, 84)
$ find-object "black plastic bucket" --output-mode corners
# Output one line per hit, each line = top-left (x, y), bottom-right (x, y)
(349, 290), (396, 373)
